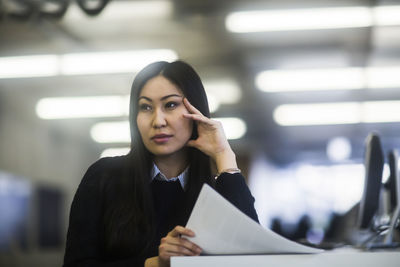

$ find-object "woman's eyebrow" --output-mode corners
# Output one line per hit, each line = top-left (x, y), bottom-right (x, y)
(138, 96), (152, 102)
(138, 94), (182, 102)
(161, 94), (183, 101)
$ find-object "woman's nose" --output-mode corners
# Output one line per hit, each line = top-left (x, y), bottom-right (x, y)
(152, 109), (167, 128)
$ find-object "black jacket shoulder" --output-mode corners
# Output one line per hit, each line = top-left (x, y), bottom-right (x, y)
(79, 155), (128, 188)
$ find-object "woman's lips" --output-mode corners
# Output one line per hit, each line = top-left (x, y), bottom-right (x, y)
(151, 134), (173, 144)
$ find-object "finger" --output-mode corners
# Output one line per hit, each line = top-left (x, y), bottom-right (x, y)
(166, 243), (201, 256)
(186, 140), (208, 152)
(186, 140), (198, 148)
(161, 244), (196, 256)
(159, 246), (188, 260)
(161, 241), (202, 256)
(183, 113), (214, 126)
(168, 226), (195, 238)
(183, 98), (203, 115)
(161, 250), (199, 258)
(163, 237), (202, 252)
(160, 252), (182, 258)
(160, 239), (201, 256)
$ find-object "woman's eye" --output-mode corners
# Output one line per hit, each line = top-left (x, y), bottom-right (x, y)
(139, 104), (152, 111)
(165, 102), (179, 109)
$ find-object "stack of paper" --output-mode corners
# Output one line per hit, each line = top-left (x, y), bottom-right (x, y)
(186, 184), (323, 254)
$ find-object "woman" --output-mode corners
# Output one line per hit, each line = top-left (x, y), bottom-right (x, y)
(63, 61), (259, 267)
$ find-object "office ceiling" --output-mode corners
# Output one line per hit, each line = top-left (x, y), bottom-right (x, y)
(1, 0), (400, 168)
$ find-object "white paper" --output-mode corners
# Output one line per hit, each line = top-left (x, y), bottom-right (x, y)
(186, 184), (323, 255)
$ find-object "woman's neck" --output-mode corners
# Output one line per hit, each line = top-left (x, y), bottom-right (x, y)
(153, 150), (189, 179)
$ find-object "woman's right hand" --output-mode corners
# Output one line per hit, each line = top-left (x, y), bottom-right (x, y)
(158, 226), (202, 267)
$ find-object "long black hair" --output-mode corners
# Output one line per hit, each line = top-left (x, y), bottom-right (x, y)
(102, 61), (214, 257)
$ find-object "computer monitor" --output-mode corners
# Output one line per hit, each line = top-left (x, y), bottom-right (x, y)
(357, 133), (384, 230)
(383, 149), (400, 245)
(387, 150), (399, 213)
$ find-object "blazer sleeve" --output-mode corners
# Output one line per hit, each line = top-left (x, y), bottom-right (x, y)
(215, 173), (259, 223)
(63, 159), (146, 267)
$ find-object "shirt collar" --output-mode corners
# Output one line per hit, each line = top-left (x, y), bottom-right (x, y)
(151, 163), (189, 190)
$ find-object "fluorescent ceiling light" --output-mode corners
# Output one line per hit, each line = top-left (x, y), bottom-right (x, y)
(0, 55), (58, 79)
(91, 121), (130, 143)
(206, 94), (220, 113)
(0, 49), (177, 79)
(60, 50), (178, 75)
(226, 6), (400, 33)
(91, 117), (246, 143)
(274, 100), (400, 126)
(226, 7), (372, 32)
(65, 1), (172, 20)
(204, 79), (242, 113)
(256, 68), (365, 92)
(362, 101), (400, 123)
(101, 1), (172, 19)
(274, 102), (361, 126)
(204, 79), (242, 104)
(36, 79), (243, 119)
(36, 96), (129, 119)
(366, 66), (400, 89)
(374, 6), (400, 26)
(257, 66), (400, 92)
(100, 147), (130, 158)
(215, 117), (247, 140)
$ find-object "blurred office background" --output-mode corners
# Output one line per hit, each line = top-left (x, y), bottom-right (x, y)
(1, 0), (400, 266)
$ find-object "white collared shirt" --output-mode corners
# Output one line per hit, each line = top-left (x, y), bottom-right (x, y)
(151, 163), (189, 190)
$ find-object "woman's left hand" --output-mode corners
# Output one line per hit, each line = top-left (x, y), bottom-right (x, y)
(158, 226), (202, 267)
(183, 98), (237, 172)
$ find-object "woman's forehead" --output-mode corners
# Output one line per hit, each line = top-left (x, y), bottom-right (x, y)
(139, 76), (183, 99)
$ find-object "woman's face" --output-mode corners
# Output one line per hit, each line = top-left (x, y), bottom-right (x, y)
(136, 76), (193, 157)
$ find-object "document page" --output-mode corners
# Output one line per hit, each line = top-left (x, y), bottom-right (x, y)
(186, 184), (323, 255)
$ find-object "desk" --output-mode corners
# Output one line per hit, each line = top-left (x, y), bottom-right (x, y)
(171, 248), (400, 267)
